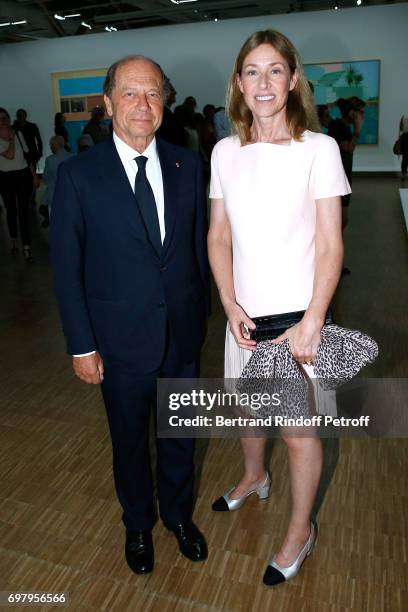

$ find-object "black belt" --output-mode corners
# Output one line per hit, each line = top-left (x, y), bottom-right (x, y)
(249, 309), (334, 342)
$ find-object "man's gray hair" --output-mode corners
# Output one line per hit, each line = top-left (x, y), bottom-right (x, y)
(103, 55), (168, 100)
(50, 135), (65, 149)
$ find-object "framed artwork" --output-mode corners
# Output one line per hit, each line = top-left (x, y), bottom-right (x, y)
(51, 68), (108, 152)
(303, 60), (380, 145)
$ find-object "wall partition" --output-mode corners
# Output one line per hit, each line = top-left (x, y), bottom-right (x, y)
(0, 3), (407, 170)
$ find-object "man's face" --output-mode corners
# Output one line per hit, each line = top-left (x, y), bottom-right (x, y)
(185, 97), (197, 114)
(104, 59), (164, 150)
(16, 111), (26, 126)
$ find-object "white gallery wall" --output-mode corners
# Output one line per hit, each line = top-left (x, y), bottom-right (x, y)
(0, 3), (407, 171)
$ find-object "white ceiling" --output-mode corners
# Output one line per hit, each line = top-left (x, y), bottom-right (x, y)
(0, 0), (403, 44)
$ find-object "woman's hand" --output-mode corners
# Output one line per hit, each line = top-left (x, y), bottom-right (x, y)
(224, 301), (257, 351)
(272, 312), (324, 364)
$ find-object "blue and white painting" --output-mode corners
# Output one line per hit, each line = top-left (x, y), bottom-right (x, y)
(304, 60), (380, 145)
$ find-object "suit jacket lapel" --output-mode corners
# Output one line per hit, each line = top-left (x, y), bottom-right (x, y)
(157, 138), (179, 257)
(95, 138), (158, 249)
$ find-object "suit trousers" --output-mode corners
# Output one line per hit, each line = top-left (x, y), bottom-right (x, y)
(0, 167), (33, 245)
(101, 323), (198, 531)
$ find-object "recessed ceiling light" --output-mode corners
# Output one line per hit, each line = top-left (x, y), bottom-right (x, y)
(65, 13), (81, 19)
(81, 21), (92, 29)
(170, 0), (198, 4)
(54, 13), (65, 20)
(0, 20), (28, 27)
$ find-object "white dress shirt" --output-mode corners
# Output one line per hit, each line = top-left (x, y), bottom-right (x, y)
(74, 132), (166, 357)
(113, 131), (165, 243)
(0, 131), (29, 172)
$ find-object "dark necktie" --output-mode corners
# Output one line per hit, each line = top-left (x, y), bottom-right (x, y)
(134, 155), (162, 254)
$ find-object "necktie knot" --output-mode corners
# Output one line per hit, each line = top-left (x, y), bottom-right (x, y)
(135, 155), (148, 172)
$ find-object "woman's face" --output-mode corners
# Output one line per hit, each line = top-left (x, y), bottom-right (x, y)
(237, 43), (297, 121)
(0, 111), (10, 128)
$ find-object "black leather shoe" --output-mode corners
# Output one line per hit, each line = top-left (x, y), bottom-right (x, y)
(125, 529), (154, 575)
(168, 521), (208, 562)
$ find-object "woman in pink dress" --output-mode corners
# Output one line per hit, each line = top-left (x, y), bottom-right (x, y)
(208, 30), (350, 586)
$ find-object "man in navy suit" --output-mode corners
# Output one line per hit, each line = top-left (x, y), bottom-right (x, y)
(50, 55), (210, 575)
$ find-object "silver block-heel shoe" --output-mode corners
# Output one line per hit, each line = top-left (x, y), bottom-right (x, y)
(263, 521), (317, 586)
(212, 472), (271, 511)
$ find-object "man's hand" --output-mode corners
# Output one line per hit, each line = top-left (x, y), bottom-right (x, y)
(73, 352), (104, 384)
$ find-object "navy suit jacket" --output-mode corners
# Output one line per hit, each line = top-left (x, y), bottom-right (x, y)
(50, 136), (210, 373)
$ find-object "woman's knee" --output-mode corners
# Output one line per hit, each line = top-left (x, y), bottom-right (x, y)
(281, 433), (321, 454)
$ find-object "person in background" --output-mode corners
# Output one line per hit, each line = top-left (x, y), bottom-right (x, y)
(13, 108), (42, 206)
(198, 104), (216, 187)
(175, 96), (198, 127)
(157, 77), (187, 147)
(0, 107), (34, 262)
(174, 105), (199, 152)
(214, 107), (231, 142)
(184, 96), (197, 117)
(400, 116), (408, 132)
(316, 104), (331, 133)
(199, 104), (216, 156)
(328, 96), (365, 274)
(82, 106), (110, 145)
(54, 112), (71, 152)
(398, 115), (408, 180)
(77, 133), (94, 153)
(328, 97), (365, 228)
(42, 135), (71, 221)
(13, 108), (43, 167)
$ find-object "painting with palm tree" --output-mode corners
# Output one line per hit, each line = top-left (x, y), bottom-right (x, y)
(304, 60), (380, 144)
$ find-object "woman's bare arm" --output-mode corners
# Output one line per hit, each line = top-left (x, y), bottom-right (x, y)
(208, 197), (256, 350)
(308, 195), (344, 322)
(274, 196), (343, 363)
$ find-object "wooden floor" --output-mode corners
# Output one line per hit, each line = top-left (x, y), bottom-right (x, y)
(0, 177), (407, 611)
